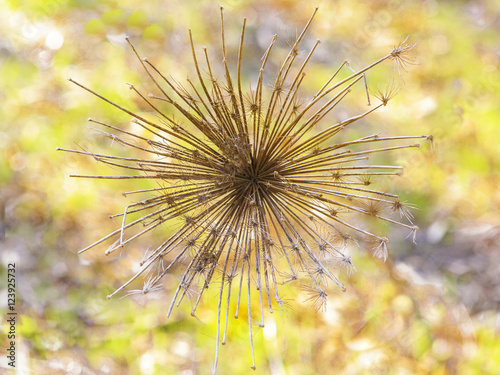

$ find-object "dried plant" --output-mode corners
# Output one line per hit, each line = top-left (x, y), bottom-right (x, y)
(60, 6), (430, 372)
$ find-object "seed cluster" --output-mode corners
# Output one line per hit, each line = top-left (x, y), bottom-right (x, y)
(61, 6), (431, 372)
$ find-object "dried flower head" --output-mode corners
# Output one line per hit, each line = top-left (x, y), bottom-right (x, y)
(389, 35), (418, 74)
(60, 6), (430, 372)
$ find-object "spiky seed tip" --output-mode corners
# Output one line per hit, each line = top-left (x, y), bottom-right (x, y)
(374, 82), (400, 106)
(389, 36), (418, 74)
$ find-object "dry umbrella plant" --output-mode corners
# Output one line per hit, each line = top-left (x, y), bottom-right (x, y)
(60, 6), (431, 373)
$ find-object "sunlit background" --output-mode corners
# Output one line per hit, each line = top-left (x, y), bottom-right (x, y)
(1, 0), (499, 374)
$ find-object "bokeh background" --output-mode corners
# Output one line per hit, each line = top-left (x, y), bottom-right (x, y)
(1, 0), (499, 374)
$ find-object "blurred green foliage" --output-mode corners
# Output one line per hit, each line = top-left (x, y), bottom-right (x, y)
(1, 0), (500, 374)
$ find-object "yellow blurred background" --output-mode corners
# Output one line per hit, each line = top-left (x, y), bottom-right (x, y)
(1, 0), (500, 374)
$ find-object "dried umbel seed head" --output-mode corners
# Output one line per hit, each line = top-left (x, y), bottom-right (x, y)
(60, 6), (430, 373)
